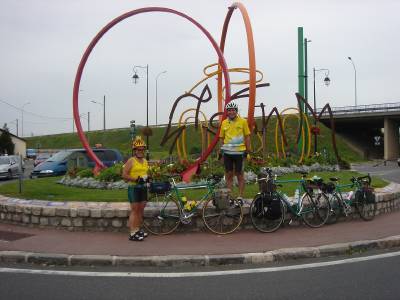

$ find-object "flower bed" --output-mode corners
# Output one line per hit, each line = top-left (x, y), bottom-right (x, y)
(58, 162), (339, 190)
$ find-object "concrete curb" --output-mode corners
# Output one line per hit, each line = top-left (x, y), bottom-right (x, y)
(1, 235), (400, 267)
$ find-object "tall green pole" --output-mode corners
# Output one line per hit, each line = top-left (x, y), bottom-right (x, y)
(297, 27), (307, 158)
(298, 27), (305, 111)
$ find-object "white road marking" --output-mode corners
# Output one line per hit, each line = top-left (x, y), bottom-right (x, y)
(1, 250), (400, 278)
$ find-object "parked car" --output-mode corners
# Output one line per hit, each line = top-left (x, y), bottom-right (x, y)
(26, 148), (37, 159)
(9, 155), (25, 171)
(30, 148), (123, 178)
(0, 155), (21, 179)
(34, 153), (52, 167)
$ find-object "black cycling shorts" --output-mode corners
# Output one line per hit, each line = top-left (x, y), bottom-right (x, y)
(128, 184), (148, 203)
(223, 153), (244, 173)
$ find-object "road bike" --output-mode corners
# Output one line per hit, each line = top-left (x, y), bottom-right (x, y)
(322, 174), (377, 223)
(250, 169), (331, 233)
(143, 175), (243, 235)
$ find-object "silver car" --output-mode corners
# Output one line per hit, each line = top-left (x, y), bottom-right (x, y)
(0, 156), (21, 179)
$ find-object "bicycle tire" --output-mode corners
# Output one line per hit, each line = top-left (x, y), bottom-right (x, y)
(250, 194), (284, 233)
(142, 193), (181, 235)
(326, 194), (341, 225)
(356, 198), (377, 221)
(202, 198), (243, 235)
(301, 193), (330, 228)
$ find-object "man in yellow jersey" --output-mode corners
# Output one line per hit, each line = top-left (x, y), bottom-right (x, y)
(122, 136), (149, 241)
(219, 101), (251, 204)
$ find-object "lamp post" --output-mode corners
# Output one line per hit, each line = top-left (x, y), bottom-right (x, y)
(132, 64), (150, 160)
(20, 102), (30, 137)
(304, 39), (311, 107)
(91, 95), (106, 131)
(347, 57), (357, 107)
(155, 70), (167, 126)
(313, 67), (330, 154)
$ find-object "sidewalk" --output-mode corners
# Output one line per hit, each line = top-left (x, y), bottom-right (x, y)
(1, 210), (400, 267)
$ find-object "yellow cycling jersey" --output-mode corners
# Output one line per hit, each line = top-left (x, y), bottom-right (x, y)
(127, 157), (149, 182)
(219, 116), (250, 154)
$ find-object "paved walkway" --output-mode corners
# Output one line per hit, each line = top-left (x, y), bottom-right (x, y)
(1, 210), (400, 257)
(0, 183), (399, 266)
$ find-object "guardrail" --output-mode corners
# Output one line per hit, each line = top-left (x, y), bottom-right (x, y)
(317, 102), (400, 117)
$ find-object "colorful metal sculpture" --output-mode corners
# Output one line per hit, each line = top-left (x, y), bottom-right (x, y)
(72, 7), (232, 176)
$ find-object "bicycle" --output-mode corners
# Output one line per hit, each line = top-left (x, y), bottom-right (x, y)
(250, 169), (331, 233)
(143, 175), (244, 235)
(323, 174), (377, 223)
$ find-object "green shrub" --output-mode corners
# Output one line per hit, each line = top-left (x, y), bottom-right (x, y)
(76, 168), (93, 178)
(96, 163), (123, 182)
(67, 167), (87, 178)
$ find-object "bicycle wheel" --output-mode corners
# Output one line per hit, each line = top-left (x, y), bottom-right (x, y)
(301, 193), (330, 228)
(250, 194), (284, 233)
(356, 197), (377, 221)
(202, 198), (243, 235)
(143, 193), (181, 235)
(326, 194), (341, 225)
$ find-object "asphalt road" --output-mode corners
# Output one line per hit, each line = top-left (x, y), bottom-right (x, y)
(0, 250), (399, 300)
(352, 160), (400, 183)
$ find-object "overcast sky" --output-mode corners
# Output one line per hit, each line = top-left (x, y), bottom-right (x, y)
(1, 0), (399, 137)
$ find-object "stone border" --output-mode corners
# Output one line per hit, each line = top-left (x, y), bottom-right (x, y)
(1, 235), (400, 267)
(1, 184), (399, 232)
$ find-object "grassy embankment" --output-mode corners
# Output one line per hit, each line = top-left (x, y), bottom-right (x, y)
(26, 116), (364, 163)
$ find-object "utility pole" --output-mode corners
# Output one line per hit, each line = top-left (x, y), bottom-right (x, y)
(88, 112), (90, 132)
(103, 95), (106, 131)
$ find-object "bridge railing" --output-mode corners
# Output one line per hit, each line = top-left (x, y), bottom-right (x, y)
(317, 102), (400, 116)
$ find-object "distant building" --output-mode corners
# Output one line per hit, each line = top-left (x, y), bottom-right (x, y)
(0, 129), (27, 158)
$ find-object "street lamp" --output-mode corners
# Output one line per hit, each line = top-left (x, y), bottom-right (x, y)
(347, 57), (357, 107)
(313, 67), (330, 154)
(91, 95), (106, 131)
(304, 39), (311, 106)
(20, 102), (30, 137)
(155, 70), (167, 126)
(132, 64), (150, 160)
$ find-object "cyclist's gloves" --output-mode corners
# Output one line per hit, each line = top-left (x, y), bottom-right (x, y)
(136, 177), (145, 184)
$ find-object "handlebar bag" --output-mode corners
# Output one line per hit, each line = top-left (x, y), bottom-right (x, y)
(355, 187), (376, 204)
(149, 182), (171, 194)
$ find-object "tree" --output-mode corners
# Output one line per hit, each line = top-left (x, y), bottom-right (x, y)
(0, 129), (15, 155)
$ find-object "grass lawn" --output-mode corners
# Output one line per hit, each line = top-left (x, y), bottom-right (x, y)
(0, 177), (127, 202)
(0, 171), (388, 202)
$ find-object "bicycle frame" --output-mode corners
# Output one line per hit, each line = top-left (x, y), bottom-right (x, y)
(275, 177), (316, 217)
(144, 175), (244, 235)
(169, 178), (217, 215)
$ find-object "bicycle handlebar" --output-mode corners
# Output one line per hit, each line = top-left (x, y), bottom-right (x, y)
(350, 174), (371, 185)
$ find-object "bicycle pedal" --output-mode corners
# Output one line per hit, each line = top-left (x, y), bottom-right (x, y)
(180, 216), (193, 225)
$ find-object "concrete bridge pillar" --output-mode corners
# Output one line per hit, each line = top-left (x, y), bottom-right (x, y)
(384, 117), (400, 160)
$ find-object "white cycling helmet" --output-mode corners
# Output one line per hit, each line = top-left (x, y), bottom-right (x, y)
(225, 101), (238, 111)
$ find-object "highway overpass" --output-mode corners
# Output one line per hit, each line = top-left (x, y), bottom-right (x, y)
(318, 102), (400, 160)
